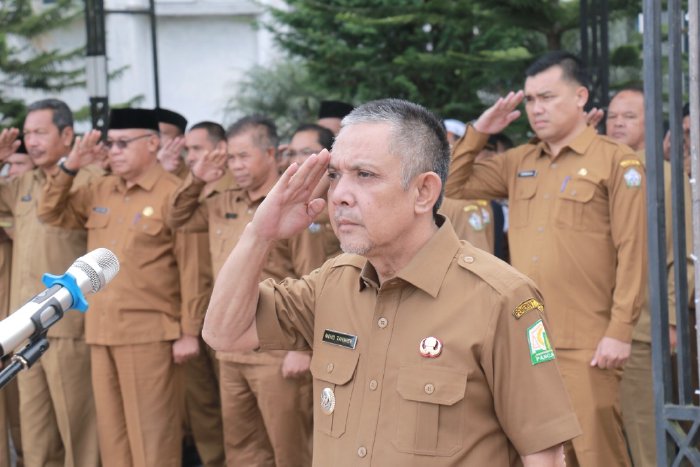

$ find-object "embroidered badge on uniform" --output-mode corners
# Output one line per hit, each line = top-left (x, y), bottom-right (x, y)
(620, 159), (642, 168)
(624, 167), (642, 188)
(527, 319), (555, 365)
(512, 298), (544, 319)
(468, 212), (483, 231)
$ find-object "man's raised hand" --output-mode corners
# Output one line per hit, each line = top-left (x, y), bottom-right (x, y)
(192, 147), (227, 183)
(64, 130), (103, 171)
(473, 90), (524, 135)
(0, 128), (20, 161)
(251, 149), (330, 242)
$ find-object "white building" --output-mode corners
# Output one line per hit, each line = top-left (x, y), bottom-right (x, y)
(24, 0), (282, 129)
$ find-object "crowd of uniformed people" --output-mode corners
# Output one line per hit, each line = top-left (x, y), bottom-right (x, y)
(0, 50), (691, 467)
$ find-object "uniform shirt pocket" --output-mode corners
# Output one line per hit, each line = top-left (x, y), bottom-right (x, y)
(393, 365), (467, 456)
(555, 177), (597, 230)
(126, 216), (166, 254)
(310, 350), (360, 439)
(85, 210), (110, 230)
(510, 179), (537, 228)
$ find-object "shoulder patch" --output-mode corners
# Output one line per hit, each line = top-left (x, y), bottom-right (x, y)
(513, 298), (543, 319)
(528, 319), (555, 365)
(620, 159), (641, 168)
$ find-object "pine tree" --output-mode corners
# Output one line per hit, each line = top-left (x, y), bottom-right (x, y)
(0, 0), (83, 127)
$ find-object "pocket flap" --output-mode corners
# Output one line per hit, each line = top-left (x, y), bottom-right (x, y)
(397, 366), (467, 406)
(130, 217), (165, 236)
(85, 211), (110, 229)
(559, 177), (596, 202)
(514, 180), (537, 200)
(310, 350), (360, 385)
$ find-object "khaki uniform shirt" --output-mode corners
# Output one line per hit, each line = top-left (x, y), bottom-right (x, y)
(0, 166), (102, 338)
(439, 197), (494, 253)
(0, 227), (11, 320)
(255, 217), (581, 466)
(446, 125), (647, 348)
(169, 173), (329, 363)
(633, 153), (693, 342)
(36, 164), (202, 345)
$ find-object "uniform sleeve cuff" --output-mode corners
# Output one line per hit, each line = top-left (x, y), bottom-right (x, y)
(181, 319), (203, 337)
(605, 320), (634, 342)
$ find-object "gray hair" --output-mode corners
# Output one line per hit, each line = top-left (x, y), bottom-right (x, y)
(26, 98), (74, 132)
(339, 98), (450, 214)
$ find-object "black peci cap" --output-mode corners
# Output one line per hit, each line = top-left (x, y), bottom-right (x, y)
(154, 107), (188, 133)
(318, 100), (354, 120)
(109, 108), (159, 131)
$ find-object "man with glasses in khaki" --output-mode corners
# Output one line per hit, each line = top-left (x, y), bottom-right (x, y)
(37, 108), (202, 467)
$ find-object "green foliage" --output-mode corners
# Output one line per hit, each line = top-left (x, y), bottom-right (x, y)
(233, 0), (644, 143)
(0, 0), (83, 127)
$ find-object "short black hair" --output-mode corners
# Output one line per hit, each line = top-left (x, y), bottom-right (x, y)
(226, 115), (279, 151)
(26, 98), (73, 131)
(190, 121), (226, 145)
(292, 123), (334, 150)
(526, 51), (590, 91)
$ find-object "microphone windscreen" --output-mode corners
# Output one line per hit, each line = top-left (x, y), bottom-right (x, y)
(73, 248), (120, 293)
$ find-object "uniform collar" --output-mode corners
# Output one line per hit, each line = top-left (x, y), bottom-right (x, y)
(115, 162), (163, 193)
(535, 125), (597, 158)
(358, 215), (461, 298)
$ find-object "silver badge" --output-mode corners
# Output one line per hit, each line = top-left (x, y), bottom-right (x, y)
(468, 212), (484, 231)
(624, 168), (642, 188)
(320, 387), (336, 415)
(308, 222), (321, 233)
(419, 337), (443, 358)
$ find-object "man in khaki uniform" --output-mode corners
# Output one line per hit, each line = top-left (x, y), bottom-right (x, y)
(445, 52), (647, 466)
(606, 87), (693, 467)
(36, 108), (201, 467)
(156, 107), (188, 177)
(179, 121), (228, 467)
(0, 99), (100, 467)
(201, 98), (581, 466)
(168, 116), (325, 466)
(0, 142), (33, 467)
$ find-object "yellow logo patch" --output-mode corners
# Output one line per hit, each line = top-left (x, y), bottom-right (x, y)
(513, 298), (544, 319)
(620, 159), (642, 168)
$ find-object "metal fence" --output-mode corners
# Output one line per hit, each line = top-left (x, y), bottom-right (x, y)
(646, 0), (700, 464)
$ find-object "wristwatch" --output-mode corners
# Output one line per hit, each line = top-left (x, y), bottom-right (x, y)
(58, 157), (78, 176)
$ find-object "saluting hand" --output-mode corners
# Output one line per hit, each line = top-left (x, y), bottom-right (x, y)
(251, 149), (331, 242)
(192, 147), (227, 183)
(0, 128), (20, 161)
(590, 336), (631, 370)
(157, 136), (185, 173)
(585, 107), (604, 131)
(473, 90), (524, 135)
(64, 130), (103, 172)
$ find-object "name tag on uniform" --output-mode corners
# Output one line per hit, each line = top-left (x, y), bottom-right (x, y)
(92, 206), (108, 214)
(517, 170), (537, 178)
(20, 194), (31, 202)
(322, 329), (357, 349)
(225, 213), (238, 219)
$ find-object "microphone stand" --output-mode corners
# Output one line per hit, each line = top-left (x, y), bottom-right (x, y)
(0, 335), (50, 390)
(0, 299), (63, 390)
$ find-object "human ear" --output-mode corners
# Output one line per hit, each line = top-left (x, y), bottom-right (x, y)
(414, 172), (442, 215)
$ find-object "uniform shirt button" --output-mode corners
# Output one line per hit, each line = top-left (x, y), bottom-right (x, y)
(543, 193), (551, 200)
(377, 317), (388, 328)
(369, 379), (378, 391)
(424, 383), (435, 394)
(463, 256), (474, 263)
(110, 240), (116, 245)
(326, 363), (334, 373)
(216, 229), (222, 235)
(551, 163), (557, 168)
(117, 217), (123, 224)
(571, 190), (577, 196)
(124, 196), (130, 202)
(537, 226), (544, 233)
(532, 256), (539, 263)
(357, 447), (367, 458)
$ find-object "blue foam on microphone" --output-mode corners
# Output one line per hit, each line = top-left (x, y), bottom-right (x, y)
(41, 273), (89, 312)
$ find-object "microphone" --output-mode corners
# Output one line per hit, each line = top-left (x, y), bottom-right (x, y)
(0, 248), (120, 357)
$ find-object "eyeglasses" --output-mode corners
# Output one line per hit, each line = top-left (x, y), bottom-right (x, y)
(104, 134), (152, 150)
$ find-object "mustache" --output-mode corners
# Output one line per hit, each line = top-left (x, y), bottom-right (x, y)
(333, 209), (361, 224)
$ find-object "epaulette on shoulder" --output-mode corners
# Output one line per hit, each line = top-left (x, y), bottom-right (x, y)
(454, 242), (534, 297)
